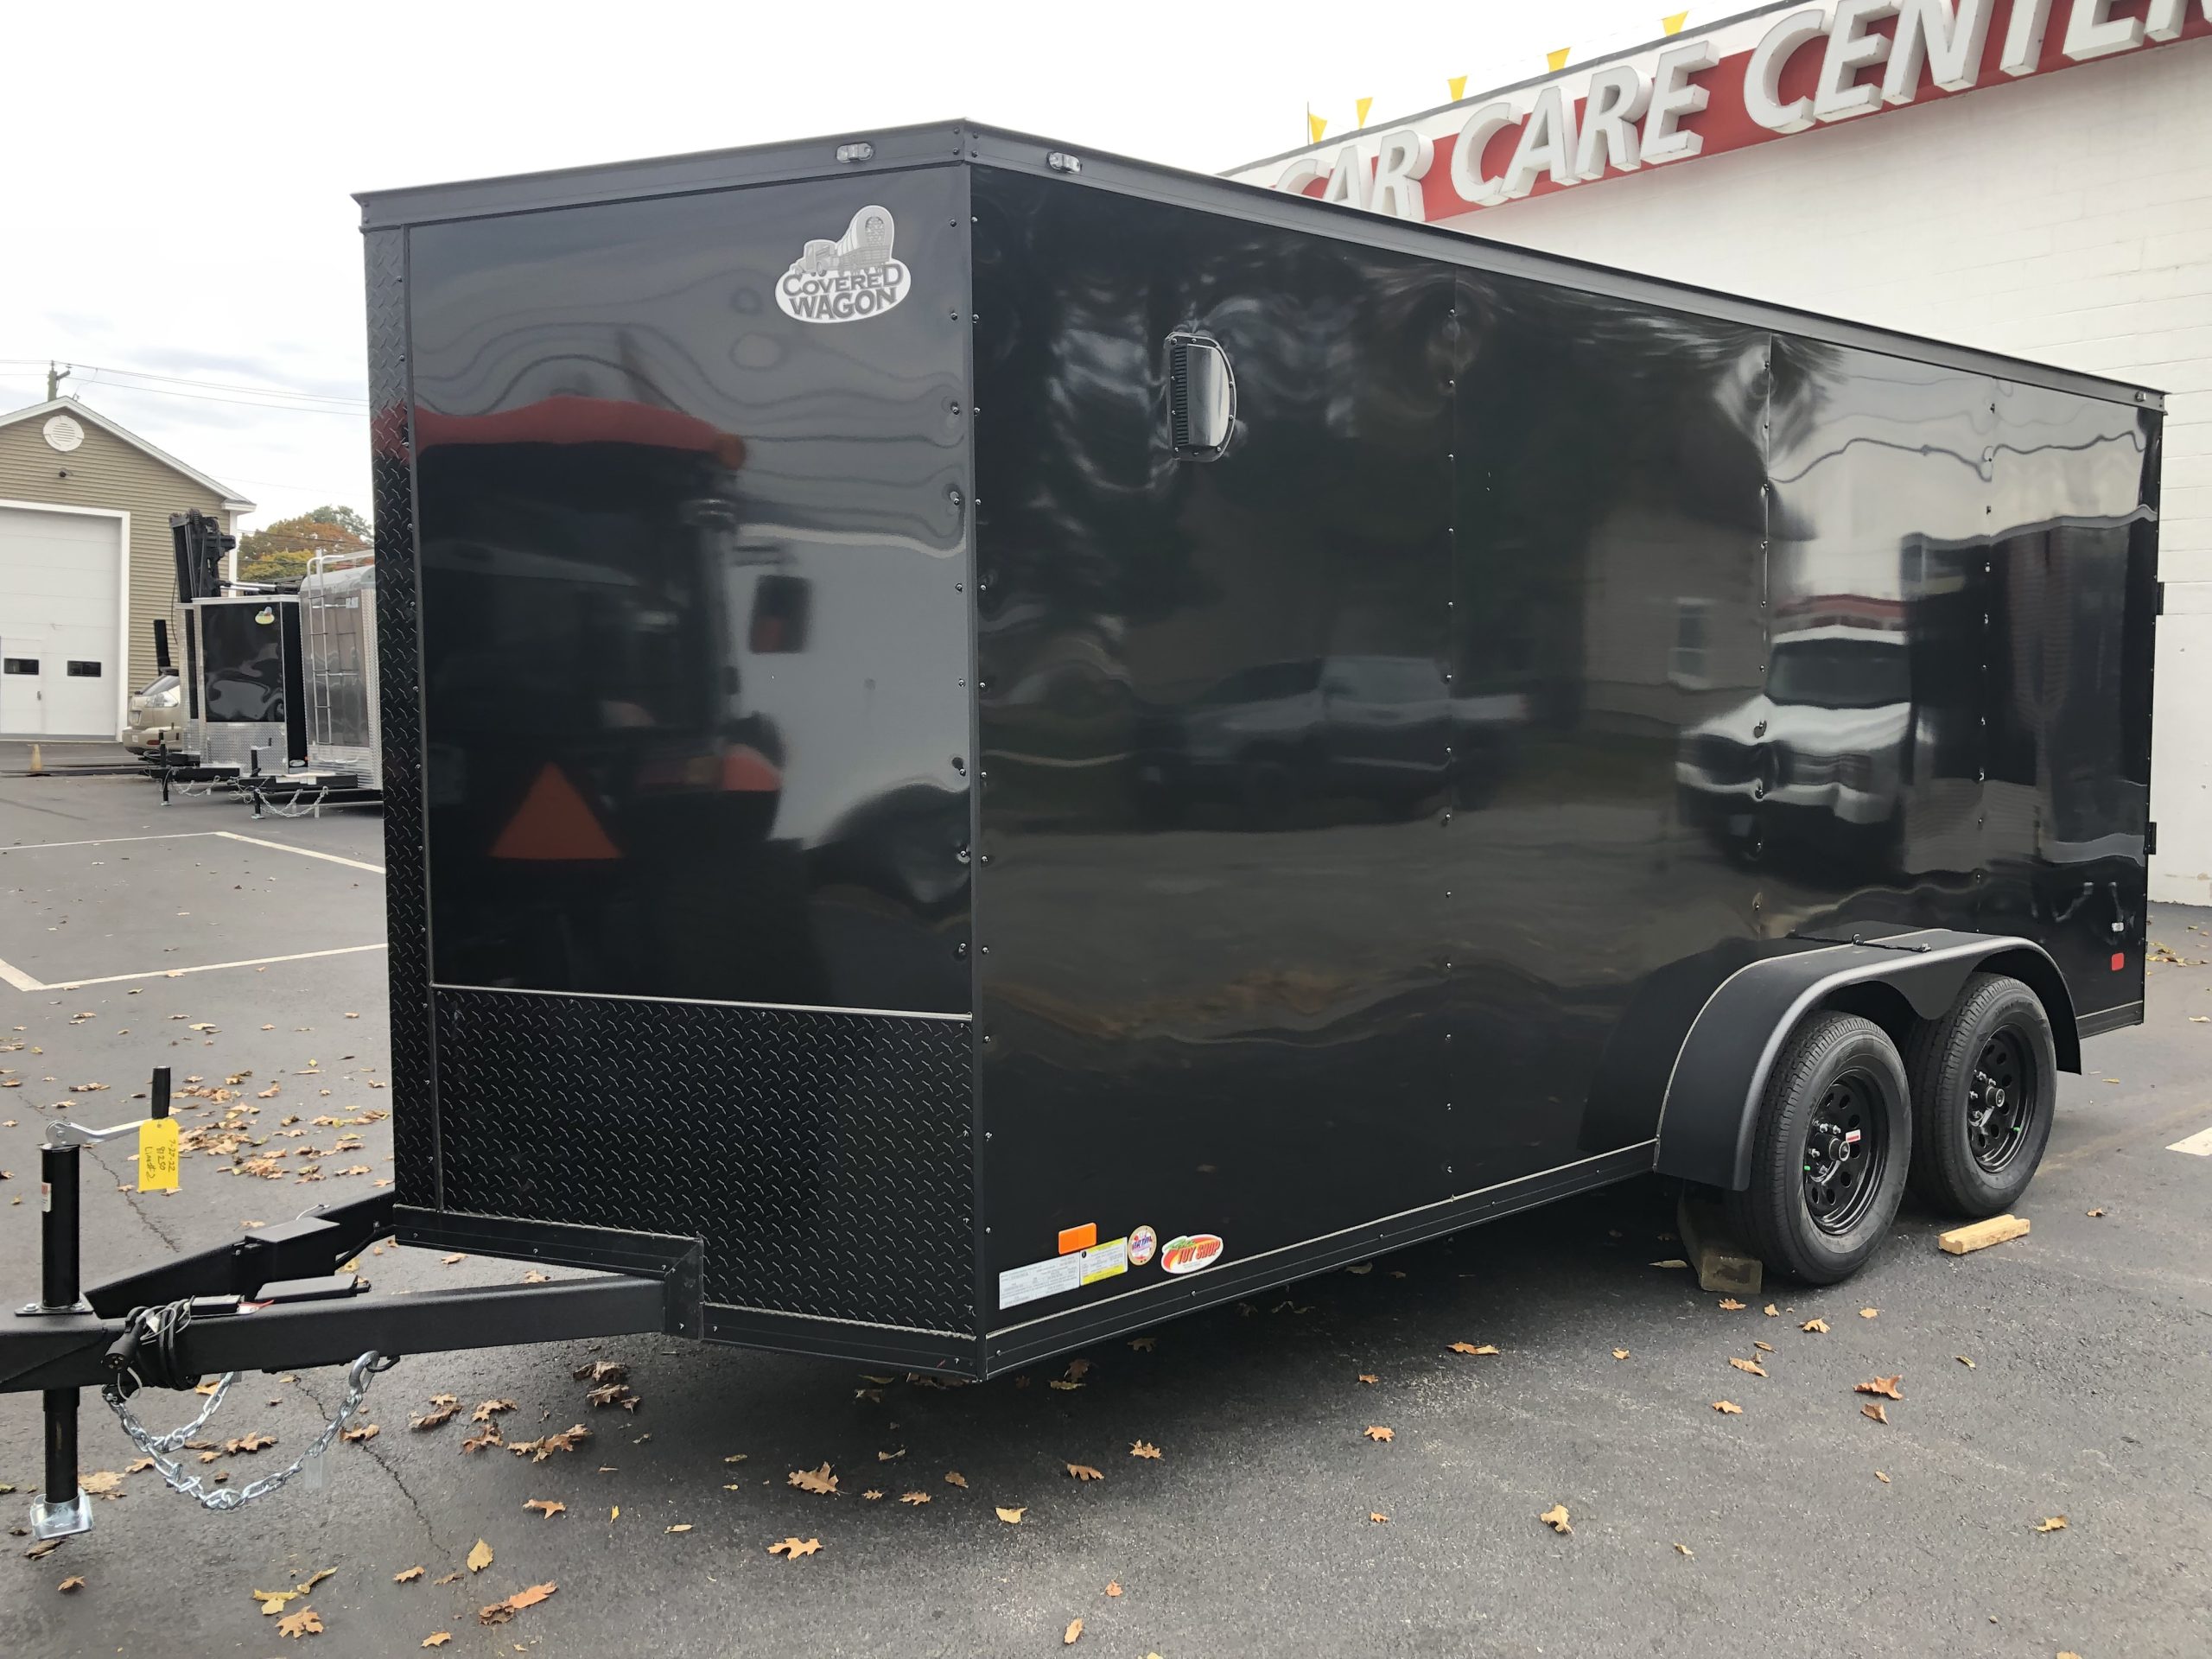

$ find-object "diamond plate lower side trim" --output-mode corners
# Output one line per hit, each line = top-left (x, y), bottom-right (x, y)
(429, 988), (976, 1332)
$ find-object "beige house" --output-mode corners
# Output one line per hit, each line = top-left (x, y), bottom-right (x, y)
(0, 398), (252, 738)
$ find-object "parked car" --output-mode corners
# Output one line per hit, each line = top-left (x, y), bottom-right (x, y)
(123, 670), (182, 752)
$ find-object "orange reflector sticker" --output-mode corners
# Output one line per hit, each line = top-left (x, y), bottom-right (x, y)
(1057, 1224), (1097, 1255)
(491, 765), (621, 861)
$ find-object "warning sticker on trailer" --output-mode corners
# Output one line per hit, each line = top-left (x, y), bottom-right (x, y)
(998, 1237), (1130, 1310)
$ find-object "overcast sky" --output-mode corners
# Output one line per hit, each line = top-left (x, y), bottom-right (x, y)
(3, 0), (1734, 530)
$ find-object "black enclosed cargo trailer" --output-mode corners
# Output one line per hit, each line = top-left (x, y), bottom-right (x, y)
(3, 124), (2161, 1539)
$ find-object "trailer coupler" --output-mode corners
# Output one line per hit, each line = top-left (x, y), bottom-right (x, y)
(6, 1067), (696, 1540)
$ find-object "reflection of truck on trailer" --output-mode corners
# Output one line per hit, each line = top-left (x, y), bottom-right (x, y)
(3, 124), (2159, 1552)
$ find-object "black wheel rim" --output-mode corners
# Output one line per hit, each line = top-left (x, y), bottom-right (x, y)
(1802, 1071), (1888, 1236)
(1967, 1026), (2037, 1173)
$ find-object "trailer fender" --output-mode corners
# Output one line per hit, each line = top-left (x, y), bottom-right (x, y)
(1651, 930), (2079, 1192)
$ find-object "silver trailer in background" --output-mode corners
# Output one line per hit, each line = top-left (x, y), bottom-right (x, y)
(299, 550), (380, 792)
(182, 593), (304, 773)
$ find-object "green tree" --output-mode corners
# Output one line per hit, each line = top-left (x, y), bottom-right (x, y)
(237, 508), (369, 582)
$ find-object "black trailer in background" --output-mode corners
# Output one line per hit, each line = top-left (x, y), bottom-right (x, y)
(346, 124), (2155, 1376)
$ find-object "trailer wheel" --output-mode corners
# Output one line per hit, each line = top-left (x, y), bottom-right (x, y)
(1727, 1011), (1911, 1285)
(1902, 972), (2056, 1218)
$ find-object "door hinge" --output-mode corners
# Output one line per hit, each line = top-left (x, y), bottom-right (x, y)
(2157, 582), (2165, 615)
(2146, 820), (2158, 856)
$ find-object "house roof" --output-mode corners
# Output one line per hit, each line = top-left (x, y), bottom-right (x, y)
(0, 397), (256, 512)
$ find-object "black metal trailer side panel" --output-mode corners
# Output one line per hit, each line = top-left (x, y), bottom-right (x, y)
(966, 160), (2156, 1357)
(372, 163), (982, 1345)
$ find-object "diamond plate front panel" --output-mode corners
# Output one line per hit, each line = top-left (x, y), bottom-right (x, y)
(431, 989), (976, 1332)
(365, 226), (439, 1205)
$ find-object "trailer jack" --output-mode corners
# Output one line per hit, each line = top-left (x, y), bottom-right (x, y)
(4, 1067), (699, 1540)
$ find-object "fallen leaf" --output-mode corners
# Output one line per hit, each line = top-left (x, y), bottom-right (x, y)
(522, 1268), (550, 1283)
(1955, 1355), (1976, 1369)
(1064, 1617), (1084, 1644)
(1763, 1304), (1779, 1316)
(1446, 1342), (1500, 1356)
(1357, 1373), (1379, 1385)
(478, 1582), (557, 1625)
(1718, 1298), (1745, 1311)
(472, 1399), (516, 1423)
(1712, 1401), (1743, 1414)
(524, 1500), (565, 1519)
(1064, 1358), (1091, 1383)
(1363, 1426), (1394, 1442)
(666, 1524), (692, 1534)
(899, 1491), (931, 1505)
(767, 1537), (822, 1560)
(1674, 1542), (1694, 1557)
(411, 1401), (459, 1432)
(2086, 1208), (2106, 1218)
(996, 1505), (1026, 1524)
(465, 1539), (493, 1573)
(1859, 1307), (1878, 1319)
(2033, 1516), (2068, 1533)
(395, 1567), (425, 1583)
(1344, 1262), (1374, 1274)
(586, 1382), (640, 1411)
(861, 1490), (884, 1501)
(433, 1573), (461, 1586)
(441, 1254), (465, 1266)
(1649, 1258), (1689, 1268)
(1753, 1340), (1775, 1353)
(1128, 1336), (1156, 1351)
(572, 1360), (628, 1385)
(58, 1574), (85, 1592)
(1612, 1348), (1630, 1360)
(1047, 1379), (1084, 1391)
(461, 1424), (504, 1454)
(507, 1424), (590, 1462)
(1065, 1463), (1105, 1482)
(1854, 1376), (1904, 1401)
(1370, 1512), (1389, 1524)
(277, 1607), (323, 1638)
(788, 1464), (838, 1496)
(422, 1637), (451, 1649)
(254, 1589), (300, 1615)
(79, 1470), (125, 1494)
(1538, 1503), (1572, 1535)
(1130, 1441), (1162, 1460)
(1874, 1471), (1891, 1484)
(875, 1447), (906, 1463)
(1729, 1357), (1767, 1377)
(340, 1425), (379, 1445)
(1802, 1319), (1829, 1334)
(1862, 1402), (1889, 1425)
(721, 1452), (749, 1465)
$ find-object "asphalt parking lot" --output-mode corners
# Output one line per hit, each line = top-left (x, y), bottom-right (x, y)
(1, 753), (2209, 1659)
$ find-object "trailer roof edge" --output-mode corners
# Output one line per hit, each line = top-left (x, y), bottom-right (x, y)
(352, 118), (2162, 413)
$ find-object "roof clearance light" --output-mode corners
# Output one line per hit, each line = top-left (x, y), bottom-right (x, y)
(836, 142), (875, 164)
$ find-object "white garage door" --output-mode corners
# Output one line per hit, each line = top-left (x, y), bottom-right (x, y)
(0, 504), (124, 738)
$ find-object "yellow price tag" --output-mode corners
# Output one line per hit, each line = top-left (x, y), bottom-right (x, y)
(137, 1117), (180, 1192)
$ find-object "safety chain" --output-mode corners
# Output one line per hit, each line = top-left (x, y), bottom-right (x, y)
(100, 1351), (391, 1512)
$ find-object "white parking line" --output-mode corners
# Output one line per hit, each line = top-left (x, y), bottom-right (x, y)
(0, 953), (41, 992)
(213, 830), (385, 874)
(41, 944), (389, 991)
(0, 832), (219, 854)
(2167, 1125), (2212, 1157)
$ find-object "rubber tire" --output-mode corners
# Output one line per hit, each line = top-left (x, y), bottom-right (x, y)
(1726, 1011), (1912, 1286)
(1903, 972), (2057, 1218)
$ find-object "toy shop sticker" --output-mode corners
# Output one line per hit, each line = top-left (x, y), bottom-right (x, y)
(776, 206), (911, 324)
(1127, 1225), (1158, 1268)
(1160, 1234), (1224, 1275)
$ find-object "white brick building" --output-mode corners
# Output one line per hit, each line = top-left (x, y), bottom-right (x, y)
(1229, 2), (2211, 902)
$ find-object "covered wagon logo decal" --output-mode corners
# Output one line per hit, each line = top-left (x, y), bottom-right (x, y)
(776, 206), (910, 325)
(1160, 1233), (1224, 1275)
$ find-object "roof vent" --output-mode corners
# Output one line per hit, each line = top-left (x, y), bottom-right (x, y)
(1166, 331), (1236, 461)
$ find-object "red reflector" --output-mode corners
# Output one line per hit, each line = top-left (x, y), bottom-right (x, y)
(2110, 952), (2126, 971)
